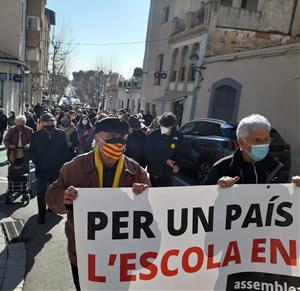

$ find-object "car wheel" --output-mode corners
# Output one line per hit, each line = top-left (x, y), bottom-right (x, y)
(197, 161), (211, 185)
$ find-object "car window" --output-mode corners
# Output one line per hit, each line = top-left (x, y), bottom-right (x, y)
(221, 126), (237, 140)
(191, 121), (221, 136)
(180, 122), (195, 135)
(270, 129), (286, 145)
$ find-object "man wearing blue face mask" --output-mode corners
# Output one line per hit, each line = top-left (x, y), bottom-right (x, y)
(204, 114), (300, 187)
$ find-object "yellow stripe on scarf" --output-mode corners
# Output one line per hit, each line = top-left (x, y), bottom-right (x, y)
(94, 147), (124, 188)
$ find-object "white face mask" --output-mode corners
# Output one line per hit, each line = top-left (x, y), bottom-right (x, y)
(118, 115), (123, 120)
(82, 120), (88, 126)
(160, 126), (170, 135)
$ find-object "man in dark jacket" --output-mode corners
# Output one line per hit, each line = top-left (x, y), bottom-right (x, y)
(143, 111), (153, 126)
(145, 112), (184, 187)
(45, 117), (150, 291)
(125, 115), (147, 167)
(29, 113), (69, 224)
(205, 114), (300, 187)
(0, 108), (7, 144)
(33, 102), (43, 120)
(25, 112), (37, 131)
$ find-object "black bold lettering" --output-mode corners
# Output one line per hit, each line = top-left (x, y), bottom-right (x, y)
(275, 202), (293, 227)
(192, 206), (214, 233)
(87, 212), (108, 240)
(242, 204), (263, 228)
(133, 211), (155, 239)
(112, 211), (129, 239)
(226, 204), (242, 230)
(168, 208), (188, 236)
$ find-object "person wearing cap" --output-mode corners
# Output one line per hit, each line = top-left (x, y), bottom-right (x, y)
(45, 117), (151, 290)
(145, 112), (184, 187)
(29, 112), (70, 224)
(125, 115), (147, 168)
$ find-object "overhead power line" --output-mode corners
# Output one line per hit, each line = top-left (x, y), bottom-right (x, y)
(44, 38), (169, 47)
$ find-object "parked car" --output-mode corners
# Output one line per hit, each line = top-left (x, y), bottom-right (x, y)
(178, 118), (291, 185)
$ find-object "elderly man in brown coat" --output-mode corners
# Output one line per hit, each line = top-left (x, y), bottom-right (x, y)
(45, 117), (151, 291)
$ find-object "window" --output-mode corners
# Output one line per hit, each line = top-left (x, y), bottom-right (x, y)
(154, 54), (164, 86)
(180, 47), (189, 81)
(189, 43), (200, 81)
(241, 0), (258, 10)
(0, 81), (4, 108)
(162, 6), (170, 24)
(180, 121), (221, 136)
(193, 122), (221, 136)
(180, 122), (195, 135)
(191, 7), (205, 28)
(21, 2), (24, 32)
(170, 49), (178, 82)
(221, 0), (233, 6)
(27, 16), (41, 31)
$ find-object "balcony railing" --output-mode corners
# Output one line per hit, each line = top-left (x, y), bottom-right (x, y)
(190, 7), (206, 29)
(217, 5), (262, 31)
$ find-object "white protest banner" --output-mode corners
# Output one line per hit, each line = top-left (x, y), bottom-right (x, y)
(74, 184), (300, 290)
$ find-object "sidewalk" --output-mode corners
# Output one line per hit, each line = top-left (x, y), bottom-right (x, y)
(0, 213), (26, 291)
(0, 146), (26, 290)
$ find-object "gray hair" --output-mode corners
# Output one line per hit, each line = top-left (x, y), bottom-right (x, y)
(15, 115), (26, 123)
(236, 114), (271, 139)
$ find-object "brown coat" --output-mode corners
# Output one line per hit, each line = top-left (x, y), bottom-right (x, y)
(45, 150), (151, 266)
(3, 125), (33, 162)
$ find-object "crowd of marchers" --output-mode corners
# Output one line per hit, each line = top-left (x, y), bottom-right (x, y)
(0, 103), (299, 291)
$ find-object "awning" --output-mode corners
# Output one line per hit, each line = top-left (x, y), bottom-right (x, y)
(45, 8), (56, 25)
(0, 51), (30, 71)
(154, 94), (185, 103)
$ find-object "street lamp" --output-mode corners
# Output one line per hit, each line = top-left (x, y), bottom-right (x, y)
(188, 53), (206, 120)
(189, 53), (206, 81)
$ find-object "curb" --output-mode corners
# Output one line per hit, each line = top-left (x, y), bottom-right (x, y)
(0, 147), (8, 167)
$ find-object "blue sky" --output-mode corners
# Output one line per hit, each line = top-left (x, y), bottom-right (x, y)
(46, 0), (150, 79)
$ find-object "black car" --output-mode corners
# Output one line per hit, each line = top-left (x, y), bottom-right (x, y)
(178, 118), (291, 185)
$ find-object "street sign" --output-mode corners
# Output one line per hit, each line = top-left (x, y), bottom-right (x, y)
(13, 74), (23, 83)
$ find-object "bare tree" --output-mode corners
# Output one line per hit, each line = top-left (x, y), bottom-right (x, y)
(48, 26), (73, 105)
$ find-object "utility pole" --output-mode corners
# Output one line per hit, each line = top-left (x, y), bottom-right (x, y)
(49, 42), (59, 107)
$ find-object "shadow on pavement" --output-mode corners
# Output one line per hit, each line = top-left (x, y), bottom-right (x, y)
(0, 189), (63, 290)
(22, 213), (63, 274)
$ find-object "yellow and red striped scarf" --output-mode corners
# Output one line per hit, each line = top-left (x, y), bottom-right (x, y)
(94, 147), (124, 188)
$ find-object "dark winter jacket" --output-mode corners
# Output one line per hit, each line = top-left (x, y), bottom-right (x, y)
(26, 117), (37, 131)
(145, 127), (184, 177)
(204, 149), (290, 185)
(126, 130), (147, 168)
(29, 128), (69, 182)
(0, 113), (7, 129)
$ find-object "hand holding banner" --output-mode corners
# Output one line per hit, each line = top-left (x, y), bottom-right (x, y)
(74, 184), (300, 290)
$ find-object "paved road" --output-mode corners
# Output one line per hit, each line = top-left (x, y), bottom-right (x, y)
(0, 165), (75, 291)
